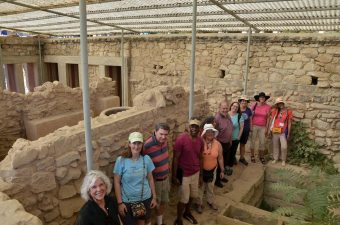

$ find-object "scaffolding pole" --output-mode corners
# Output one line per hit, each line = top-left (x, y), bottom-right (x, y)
(244, 27), (251, 95)
(121, 30), (127, 106)
(79, 0), (93, 171)
(189, 0), (197, 120)
(38, 37), (43, 85)
(0, 44), (5, 89)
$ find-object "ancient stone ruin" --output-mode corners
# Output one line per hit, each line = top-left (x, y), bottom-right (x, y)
(0, 33), (339, 224)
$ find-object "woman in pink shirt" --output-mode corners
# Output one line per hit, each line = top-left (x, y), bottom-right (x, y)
(250, 92), (271, 164)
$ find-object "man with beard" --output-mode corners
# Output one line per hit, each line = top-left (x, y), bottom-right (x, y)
(172, 118), (204, 225)
(143, 123), (170, 225)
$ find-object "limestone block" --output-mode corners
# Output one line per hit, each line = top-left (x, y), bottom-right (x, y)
(333, 153), (340, 164)
(0, 192), (10, 201)
(59, 197), (84, 218)
(303, 62), (315, 71)
(292, 54), (310, 62)
(331, 82), (340, 88)
(268, 46), (283, 52)
(282, 47), (299, 54)
(310, 103), (340, 112)
(317, 81), (330, 88)
(277, 55), (292, 61)
(36, 157), (55, 171)
(11, 148), (38, 169)
(24, 110), (84, 141)
(307, 71), (330, 78)
(326, 46), (340, 54)
(313, 119), (330, 131)
(56, 167), (68, 179)
(58, 184), (77, 199)
(0, 178), (13, 192)
(283, 61), (303, 70)
(293, 111), (304, 119)
(316, 54), (332, 63)
(315, 130), (326, 137)
(56, 151), (80, 167)
(300, 48), (318, 58)
(94, 96), (120, 116)
(44, 208), (60, 223)
(0, 199), (43, 225)
(31, 172), (57, 193)
(38, 195), (59, 212)
(59, 168), (82, 185)
(325, 63), (340, 73)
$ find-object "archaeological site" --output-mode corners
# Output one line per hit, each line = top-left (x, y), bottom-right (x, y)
(0, 1), (339, 225)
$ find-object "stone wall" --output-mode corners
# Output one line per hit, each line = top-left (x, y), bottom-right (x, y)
(0, 89), (24, 159)
(41, 33), (340, 167)
(0, 78), (117, 158)
(0, 86), (208, 225)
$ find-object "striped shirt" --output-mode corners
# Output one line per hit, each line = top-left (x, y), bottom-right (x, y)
(143, 133), (169, 180)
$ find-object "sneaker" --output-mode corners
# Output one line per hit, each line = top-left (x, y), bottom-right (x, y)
(272, 160), (277, 164)
(225, 167), (233, 176)
(207, 202), (218, 211)
(195, 204), (203, 214)
(183, 213), (198, 224)
(239, 158), (248, 166)
(214, 181), (224, 188)
(282, 161), (286, 166)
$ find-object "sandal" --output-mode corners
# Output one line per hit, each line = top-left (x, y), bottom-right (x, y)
(251, 155), (256, 163)
(183, 213), (198, 224)
(260, 157), (266, 164)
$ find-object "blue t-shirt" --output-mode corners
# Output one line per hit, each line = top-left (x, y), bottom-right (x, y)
(113, 155), (155, 202)
(231, 113), (244, 140)
(241, 107), (253, 132)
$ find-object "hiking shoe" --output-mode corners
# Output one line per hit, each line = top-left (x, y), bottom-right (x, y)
(214, 181), (224, 188)
(272, 160), (277, 164)
(183, 213), (198, 224)
(239, 158), (248, 166)
(195, 204), (203, 214)
(225, 167), (233, 176)
(221, 177), (228, 183)
(207, 202), (218, 211)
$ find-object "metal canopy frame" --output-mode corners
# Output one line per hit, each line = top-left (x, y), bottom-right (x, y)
(0, 0), (339, 36)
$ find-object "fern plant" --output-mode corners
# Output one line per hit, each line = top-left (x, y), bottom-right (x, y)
(288, 121), (337, 175)
(270, 167), (340, 225)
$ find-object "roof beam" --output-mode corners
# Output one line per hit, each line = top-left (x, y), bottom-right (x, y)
(7, 16), (340, 30)
(209, 0), (260, 32)
(0, 0), (139, 33)
(0, 25), (54, 36)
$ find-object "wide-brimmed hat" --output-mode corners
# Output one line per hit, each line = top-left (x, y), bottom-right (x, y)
(238, 95), (250, 103)
(254, 92), (270, 101)
(275, 97), (285, 105)
(201, 124), (218, 137)
(128, 132), (143, 143)
(189, 118), (201, 126)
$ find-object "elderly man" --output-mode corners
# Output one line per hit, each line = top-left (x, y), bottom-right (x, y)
(143, 123), (170, 225)
(172, 117), (204, 225)
(214, 100), (233, 188)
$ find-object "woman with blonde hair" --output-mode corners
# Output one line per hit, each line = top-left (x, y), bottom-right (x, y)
(76, 170), (121, 225)
(113, 132), (157, 225)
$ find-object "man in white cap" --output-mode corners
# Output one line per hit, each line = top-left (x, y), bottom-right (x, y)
(172, 117), (204, 225)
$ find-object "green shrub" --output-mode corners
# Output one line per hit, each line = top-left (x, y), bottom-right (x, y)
(288, 121), (337, 175)
(271, 167), (340, 225)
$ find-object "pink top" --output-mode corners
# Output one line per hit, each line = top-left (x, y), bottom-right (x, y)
(251, 103), (271, 127)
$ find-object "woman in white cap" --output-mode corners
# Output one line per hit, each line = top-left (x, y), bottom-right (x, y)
(113, 132), (157, 225)
(267, 97), (293, 166)
(238, 95), (253, 166)
(195, 124), (224, 213)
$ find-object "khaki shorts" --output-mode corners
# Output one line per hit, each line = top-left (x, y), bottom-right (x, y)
(155, 177), (170, 204)
(179, 171), (199, 204)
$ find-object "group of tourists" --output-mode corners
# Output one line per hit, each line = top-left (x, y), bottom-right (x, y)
(75, 92), (293, 225)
